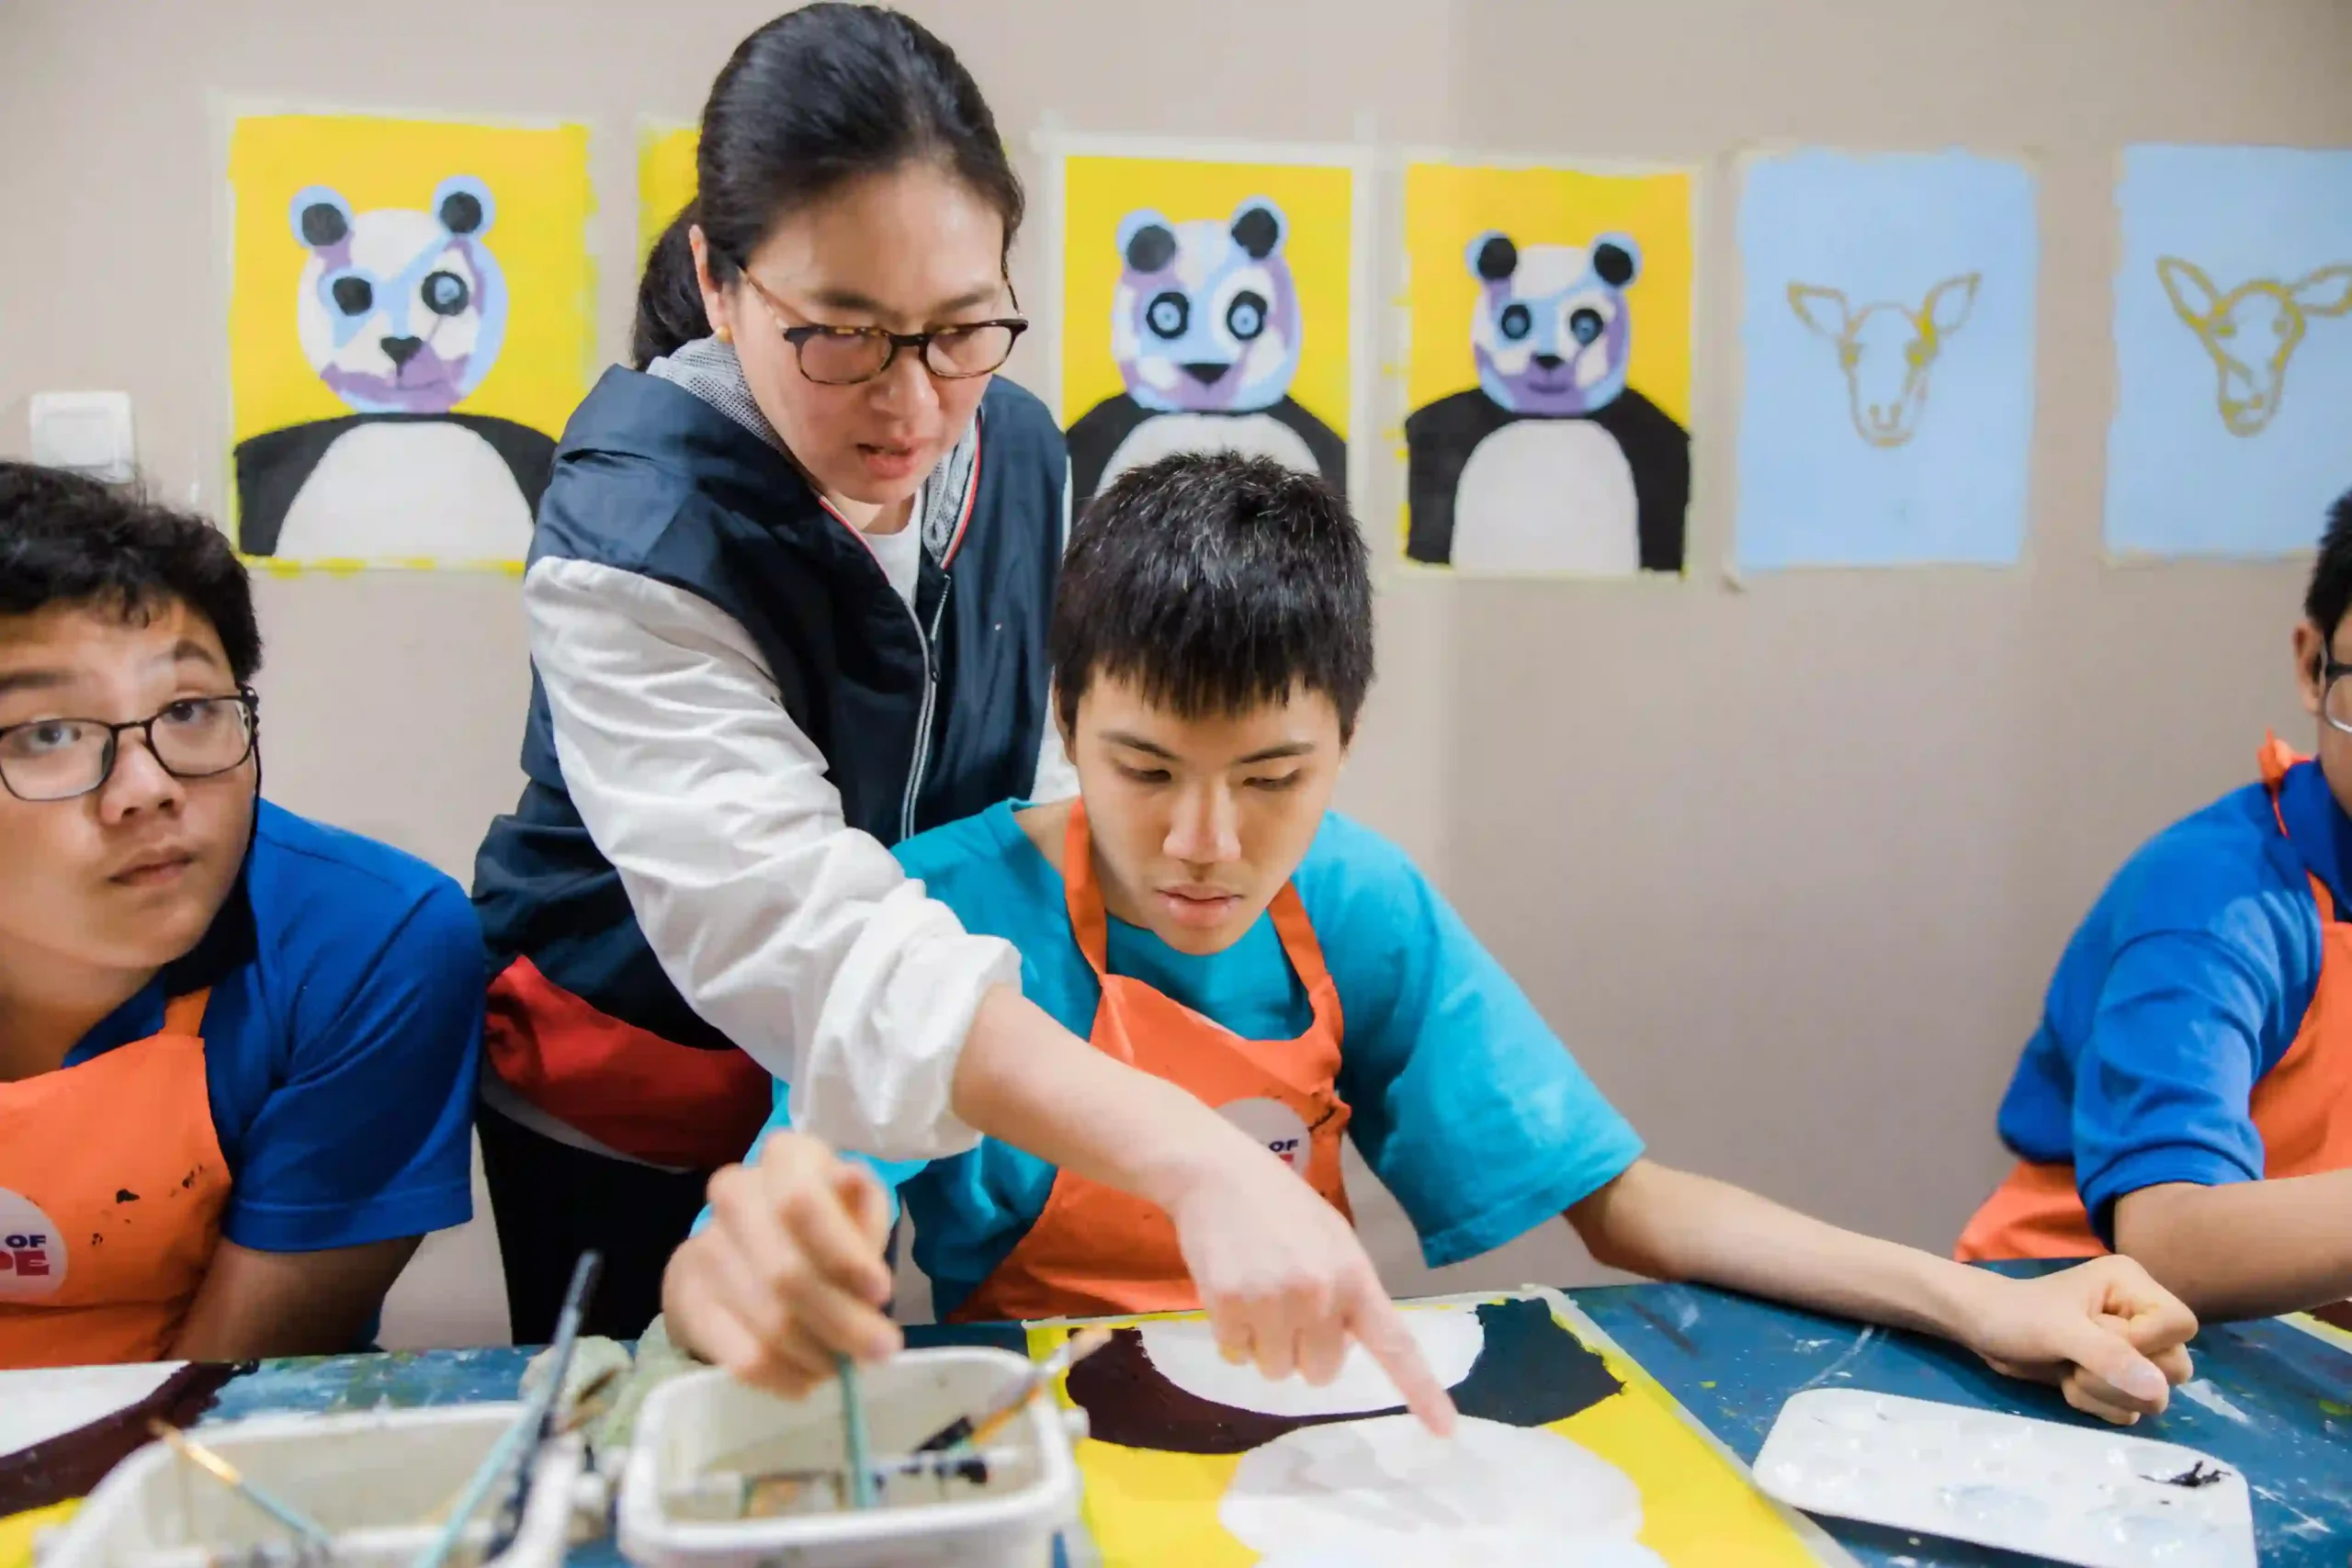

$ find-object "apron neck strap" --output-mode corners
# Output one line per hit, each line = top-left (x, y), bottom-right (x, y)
(2258, 733), (2339, 923)
(1059, 801), (1338, 1001)
(161, 988), (212, 1038)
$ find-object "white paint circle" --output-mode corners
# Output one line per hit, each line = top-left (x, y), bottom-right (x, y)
(1220, 1415), (1660, 1562)
(1219, 1096), (1312, 1174)
(0, 1188), (67, 1300)
(1451, 419), (1641, 575)
(1136, 1303), (1484, 1417)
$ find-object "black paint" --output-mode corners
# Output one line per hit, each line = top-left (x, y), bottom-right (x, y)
(1063, 1298), (1623, 1455)
(0, 1361), (249, 1514)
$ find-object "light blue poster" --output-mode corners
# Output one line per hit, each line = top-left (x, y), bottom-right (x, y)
(1735, 149), (2038, 571)
(2106, 145), (2352, 559)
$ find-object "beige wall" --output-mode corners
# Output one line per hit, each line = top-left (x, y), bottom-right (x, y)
(5, 0), (2346, 1345)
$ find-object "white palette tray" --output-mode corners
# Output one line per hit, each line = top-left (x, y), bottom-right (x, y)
(36, 1404), (589, 1568)
(1752, 1389), (2254, 1568)
(617, 1348), (1083, 1568)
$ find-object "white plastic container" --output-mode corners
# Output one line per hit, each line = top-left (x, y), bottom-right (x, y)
(35, 1404), (589, 1568)
(1752, 1388), (2255, 1568)
(617, 1349), (1084, 1568)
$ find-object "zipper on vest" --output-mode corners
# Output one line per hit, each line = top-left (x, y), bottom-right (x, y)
(899, 576), (951, 840)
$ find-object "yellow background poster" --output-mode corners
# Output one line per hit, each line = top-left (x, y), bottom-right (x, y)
(639, 123), (699, 260)
(1400, 160), (1696, 577)
(224, 111), (593, 570)
(1057, 146), (1357, 508)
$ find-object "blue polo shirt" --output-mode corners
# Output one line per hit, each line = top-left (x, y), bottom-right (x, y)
(1992, 758), (2346, 1244)
(64, 801), (484, 1254)
(728, 802), (1645, 1319)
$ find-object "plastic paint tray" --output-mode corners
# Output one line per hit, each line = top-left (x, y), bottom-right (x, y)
(616, 1349), (1083, 1568)
(1752, 1389), (2254, 1568)
(34, 1404), (589, 1568)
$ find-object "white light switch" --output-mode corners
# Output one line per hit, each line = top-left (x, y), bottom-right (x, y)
(29, 392), (137, 483)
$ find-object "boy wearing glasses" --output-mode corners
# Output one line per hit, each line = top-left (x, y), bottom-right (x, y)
(1960, 487), (2352, 1322)
(0, 463), (483, 1368)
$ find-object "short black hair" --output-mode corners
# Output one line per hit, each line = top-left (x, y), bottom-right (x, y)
(2308, 487), (2352, 644)
(1051, 452), (1374, 741)
(0, 462), (263, 682)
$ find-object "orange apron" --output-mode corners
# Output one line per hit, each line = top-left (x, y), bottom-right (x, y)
(949, 801), (1354, 1322)
(1957, 736), (2352, 1260)
(0, 990), (233, 1368)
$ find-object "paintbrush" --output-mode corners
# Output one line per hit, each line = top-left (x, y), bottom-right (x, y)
(410, 1249), (602, 1568)
(146, 1420), (336, 1551)
(912, 1325), (1114, 1454)
(836, 1355), (876, 1510)
(415, 1366), (622, 1529)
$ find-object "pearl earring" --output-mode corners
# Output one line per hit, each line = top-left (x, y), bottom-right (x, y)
(714, 323), (734, 345)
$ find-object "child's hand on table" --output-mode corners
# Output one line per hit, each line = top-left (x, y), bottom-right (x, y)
(1959, 1255), (2199, 1424)
(662, 1131), (902, 1398)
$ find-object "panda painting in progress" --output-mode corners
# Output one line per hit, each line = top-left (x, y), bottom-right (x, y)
(232, 175), (555, 561)
(1065, 197), (1346, 507)
(1405, 231), (1689, 575)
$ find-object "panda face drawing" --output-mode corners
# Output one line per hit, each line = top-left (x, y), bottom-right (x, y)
(1111, 197), (1302, 416)
(288, 175), (507, 416)
(1467, 231), (1641, 418)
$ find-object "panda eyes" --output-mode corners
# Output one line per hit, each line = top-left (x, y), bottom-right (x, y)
(1498, 303), (1532, 341)
(329, 276), (374, 317)
(421, 270), (470, 317)
(1226, 291), (1268, 342)
(1569, 308), (1604, 345)
(1146, 291), (1189, 339)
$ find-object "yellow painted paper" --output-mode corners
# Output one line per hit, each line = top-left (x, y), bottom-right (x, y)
(1404, 162), (1692, 424)
(639, 123), (699, 259)
(1061, 153), (1351, 441)
(1025, 1292), (1821, 1567)
(223, 111), (593, 570)
(0, 1501), (81, 1568)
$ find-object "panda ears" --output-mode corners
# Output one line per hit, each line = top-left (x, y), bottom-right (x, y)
(1229, 198), (1284, 260)
(1117, 209), (1178, 273)
(433, 175), (494, 239)
(290, 186), (354, 252)
(1590, 232), (1641, 288)
(1467, 231), (1518, 283)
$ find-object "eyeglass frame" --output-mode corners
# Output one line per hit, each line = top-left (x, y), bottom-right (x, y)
(731, 265), (1028, 386)
(0, 688), (262, 803)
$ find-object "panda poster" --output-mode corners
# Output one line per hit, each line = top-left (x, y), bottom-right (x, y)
(225, 110), (594, 570)
(1734, 150), (2038, 572)
(2105, 145), (2352, 559)
(1046, 135), (1365, 511)
(1402, 158), (1695, 577)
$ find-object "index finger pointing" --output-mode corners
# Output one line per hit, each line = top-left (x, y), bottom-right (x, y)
(1348, 1292), (1457, 1438)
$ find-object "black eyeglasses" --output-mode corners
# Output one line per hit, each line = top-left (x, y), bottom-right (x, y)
(736, 269), (1027, 386)
(0, 690), (260, 803)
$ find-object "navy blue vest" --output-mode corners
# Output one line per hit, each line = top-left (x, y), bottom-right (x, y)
(471, 367), (1066, 1059)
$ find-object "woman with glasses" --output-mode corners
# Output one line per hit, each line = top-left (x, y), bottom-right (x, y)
(1957, 484), (2352, 1326)
(469, 4), (1447, 1417)
(0, 462), (483, 1368)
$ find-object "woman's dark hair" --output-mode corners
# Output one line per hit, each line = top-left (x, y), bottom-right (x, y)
(1051, 453), (1376, 743)
(631, 4), (1024, 368)
(0, 461), (264, 683)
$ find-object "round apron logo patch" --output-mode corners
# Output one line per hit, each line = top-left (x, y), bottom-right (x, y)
(1220, 1097), (1313, 1174)
(0, 1187), (65, 1299)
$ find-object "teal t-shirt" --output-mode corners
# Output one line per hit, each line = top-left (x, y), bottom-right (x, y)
(727, 801), (1644, 1317)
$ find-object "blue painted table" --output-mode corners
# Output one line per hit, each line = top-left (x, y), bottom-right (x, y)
(204, 1280), (2352, 1567)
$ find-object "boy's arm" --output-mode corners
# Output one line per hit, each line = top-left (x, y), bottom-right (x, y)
(1569, 1160), (2194, 1421)
(2113, 1174), (2352, 1322)
(190, 884), (482, 1359)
